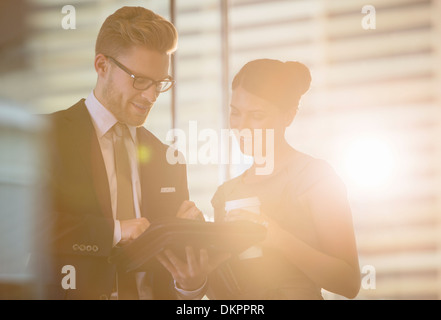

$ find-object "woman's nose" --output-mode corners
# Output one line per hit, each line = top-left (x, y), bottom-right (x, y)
(230, 115), (247, 131)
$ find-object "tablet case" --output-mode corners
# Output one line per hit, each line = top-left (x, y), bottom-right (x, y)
(109, 218), (267, 273)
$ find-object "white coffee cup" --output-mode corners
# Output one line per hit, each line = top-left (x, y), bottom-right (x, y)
(225, 196), (263, 259)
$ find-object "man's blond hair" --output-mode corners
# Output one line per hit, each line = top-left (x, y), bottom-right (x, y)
(95, 6), (178, 57)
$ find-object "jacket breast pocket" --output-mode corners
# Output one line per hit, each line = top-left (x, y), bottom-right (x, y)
(147, 186), (186, 220)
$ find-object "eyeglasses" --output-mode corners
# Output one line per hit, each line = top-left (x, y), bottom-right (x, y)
(106, 56), (175, 93)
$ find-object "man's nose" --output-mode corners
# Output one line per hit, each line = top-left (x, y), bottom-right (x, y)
(141, 85), (159, 104)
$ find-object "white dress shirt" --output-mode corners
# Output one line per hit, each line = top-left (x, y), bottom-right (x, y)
(85, 91), (141, 246)
(84, 91), (205, 299)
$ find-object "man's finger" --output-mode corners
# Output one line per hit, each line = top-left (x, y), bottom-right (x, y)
(199, 248), (209, 271)
(139, 217), (150, 228)
(164, 249), (187, 276)
(185, 246), (199, 275)
(156, 252), (177, 277)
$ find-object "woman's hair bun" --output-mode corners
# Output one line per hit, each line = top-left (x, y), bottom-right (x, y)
(232, 59), (311, 110)
(283, 61), (311, 98)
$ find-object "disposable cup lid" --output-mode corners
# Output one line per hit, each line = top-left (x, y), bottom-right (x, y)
(225, 196), (261, 212)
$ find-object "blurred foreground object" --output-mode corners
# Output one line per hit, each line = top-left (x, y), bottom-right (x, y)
(0, 100), (49, 299)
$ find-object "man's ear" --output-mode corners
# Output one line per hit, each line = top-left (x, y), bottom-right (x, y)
(94, 54), (110, 77)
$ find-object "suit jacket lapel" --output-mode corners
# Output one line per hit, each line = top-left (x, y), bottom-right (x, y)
(66, 100), (112, 218)
(136, 127), (190, 223)
(91, 132), (112, 218)
(137, 127), (154, 220)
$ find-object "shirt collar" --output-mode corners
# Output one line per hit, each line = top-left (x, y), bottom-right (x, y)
(85, 91), (137, 142)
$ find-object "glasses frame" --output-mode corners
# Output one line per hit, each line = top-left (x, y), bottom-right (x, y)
(106, 56), (175, 93)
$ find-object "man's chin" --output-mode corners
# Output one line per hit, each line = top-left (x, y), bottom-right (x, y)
(127, 116), (148, 127)
(120, 109), (149, 127)
(127, 105), (151, 127)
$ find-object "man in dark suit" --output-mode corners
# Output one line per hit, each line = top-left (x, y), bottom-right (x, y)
(44, 6), (211, 300)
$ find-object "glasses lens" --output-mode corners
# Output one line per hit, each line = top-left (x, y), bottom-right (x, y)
(158, 80), (174, 92)
(133, 77), (174, 92)
(133, 78), (154, 90)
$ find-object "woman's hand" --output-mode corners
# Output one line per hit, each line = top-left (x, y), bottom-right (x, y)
(224, 209), (284, 249)
(176, 200), (205, 220)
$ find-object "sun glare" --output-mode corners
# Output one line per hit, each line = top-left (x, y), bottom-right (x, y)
(341, 136), (396, 193)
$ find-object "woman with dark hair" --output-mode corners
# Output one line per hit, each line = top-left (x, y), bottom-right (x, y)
(209, 59), (361, 300)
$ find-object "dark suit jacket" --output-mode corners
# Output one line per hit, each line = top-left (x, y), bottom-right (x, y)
(44, 99), (189, 299)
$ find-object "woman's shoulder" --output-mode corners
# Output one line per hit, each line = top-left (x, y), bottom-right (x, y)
(285, 150), (332, 175)
(284, 150), (343, 195)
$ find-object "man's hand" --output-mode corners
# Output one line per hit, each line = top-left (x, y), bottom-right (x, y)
(176, 200), (204, 220)
(119, 217), (150, 245)
(159, 200), (228, 291)
(157, 247), (231, 291)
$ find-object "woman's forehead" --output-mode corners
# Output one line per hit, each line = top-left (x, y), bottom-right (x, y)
(231, 87), (275, 112)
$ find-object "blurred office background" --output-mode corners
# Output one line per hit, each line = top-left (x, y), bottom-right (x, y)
(0, 0), (440, 299)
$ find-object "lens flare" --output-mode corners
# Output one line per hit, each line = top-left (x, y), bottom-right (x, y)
(342, 136), (396, 192)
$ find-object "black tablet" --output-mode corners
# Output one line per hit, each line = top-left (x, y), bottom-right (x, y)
(109, 218), (267, 273)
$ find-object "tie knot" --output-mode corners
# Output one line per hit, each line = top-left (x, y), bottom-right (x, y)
(114, 122), (128, 138)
